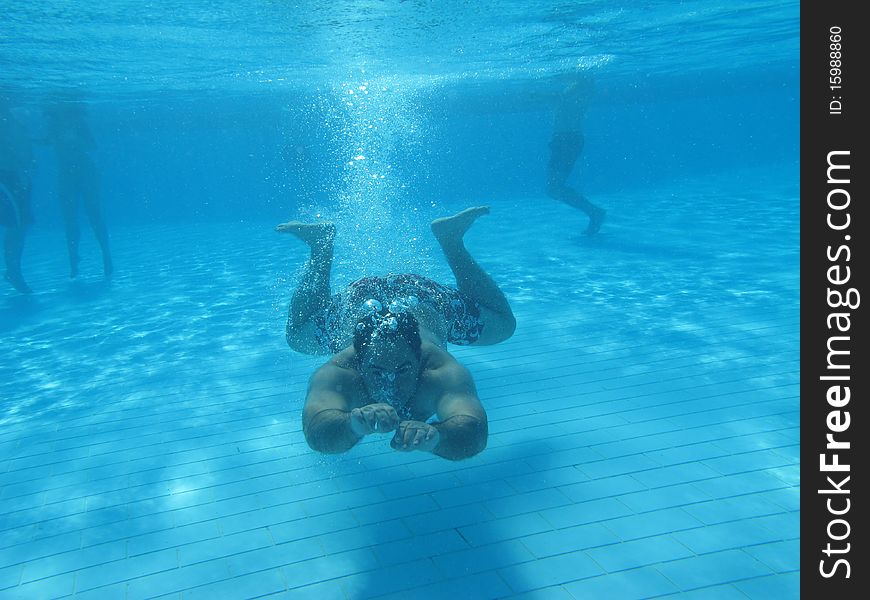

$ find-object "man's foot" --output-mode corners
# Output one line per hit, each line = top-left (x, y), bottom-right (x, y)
(70, 254), (80, 279)
(103, 255), (114, 279)
(584, 206), (606, 235)
(431, 206), (490, 244)
(5, 270), (32, 294)
(275, 221), (336, 248)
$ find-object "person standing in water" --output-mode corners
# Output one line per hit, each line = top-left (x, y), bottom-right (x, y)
(1, 98), (35, 294)
(546, 74), (606, 235)
(277, 206), (516, 460)
(45, 99), (113, 279)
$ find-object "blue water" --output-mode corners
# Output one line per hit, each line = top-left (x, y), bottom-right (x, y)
(2, 2), (799, 599)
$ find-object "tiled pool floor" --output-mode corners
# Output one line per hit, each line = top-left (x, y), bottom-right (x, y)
(1, 169), (799, 598)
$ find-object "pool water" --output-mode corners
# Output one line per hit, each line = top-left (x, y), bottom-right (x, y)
(2, 2), (799, 598)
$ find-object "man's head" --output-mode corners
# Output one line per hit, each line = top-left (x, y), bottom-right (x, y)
(353, 301), (422, 409)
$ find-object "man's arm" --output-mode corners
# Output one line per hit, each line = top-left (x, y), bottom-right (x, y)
(301, 363), (361, 454)
(430, 361), (488, 461)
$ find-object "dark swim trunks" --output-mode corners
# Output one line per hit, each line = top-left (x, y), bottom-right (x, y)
(313, 274), (485, 353)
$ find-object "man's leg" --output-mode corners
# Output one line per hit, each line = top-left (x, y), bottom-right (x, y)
(59, 187), (81, 278)
(4, 182), (32, 293)
(430, 206), (515, 345)
(545, 132), (605, 235)
(4, 225), (31, 293)
(276, 220), (336, 353)
(546, 175), (606, 236)
(83, 175), (113, 278)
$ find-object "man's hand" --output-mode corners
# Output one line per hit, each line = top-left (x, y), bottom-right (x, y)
(391, 420), (440, 453)
(350, 403), (400, 437)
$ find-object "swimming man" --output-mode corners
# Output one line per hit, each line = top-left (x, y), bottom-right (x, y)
(278, 206), (516, 461)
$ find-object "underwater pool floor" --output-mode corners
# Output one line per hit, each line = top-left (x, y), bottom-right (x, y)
(1, 168), (799, 599)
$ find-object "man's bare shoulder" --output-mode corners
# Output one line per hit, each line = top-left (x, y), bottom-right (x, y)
(419, 341), (449, 370)
(419, 342), (472, 386)
(307, 348), (368, 405)
(310, 348), (360, 386)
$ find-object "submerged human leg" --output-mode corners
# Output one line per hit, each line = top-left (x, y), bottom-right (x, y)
(3, 180), (32, 292)
(84, 186), (113, 278)
(276, 221), (337, 349)
(4, 226), (31, 293)
(545, 174), (605, 235)
(60, 192), (81, 278)
(430, 206), (515, 344)
(545, 132), (605, 235)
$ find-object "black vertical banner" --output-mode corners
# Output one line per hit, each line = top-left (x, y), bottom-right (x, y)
(801, 2), (866, 597)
